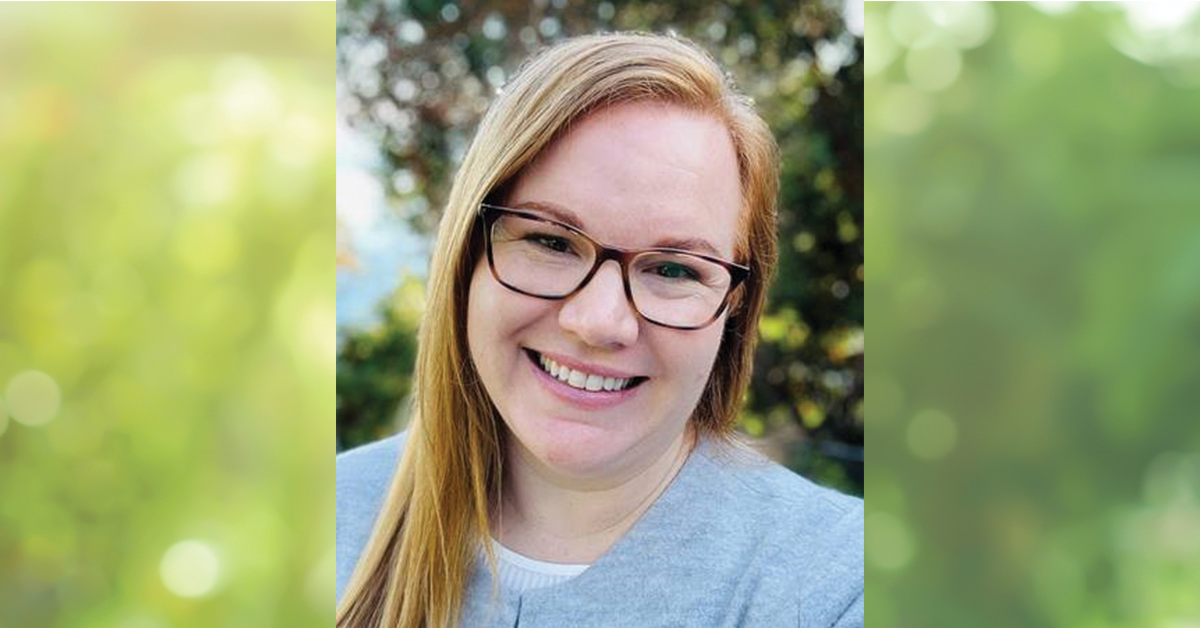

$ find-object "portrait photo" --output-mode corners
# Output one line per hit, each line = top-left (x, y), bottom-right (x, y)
(335, 2), (863, 626)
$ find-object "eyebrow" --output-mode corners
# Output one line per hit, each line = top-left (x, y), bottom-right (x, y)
(511, 199), (724, 257)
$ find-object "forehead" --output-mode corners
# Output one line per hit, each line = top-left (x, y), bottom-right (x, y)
(506, 101), (743, 258)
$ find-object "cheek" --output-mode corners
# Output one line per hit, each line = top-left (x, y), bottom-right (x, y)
(466, 262), (497, 369)
(466, 260), (550, 364)
(664, 324), (725, 390)
(695, 328), (725, 384)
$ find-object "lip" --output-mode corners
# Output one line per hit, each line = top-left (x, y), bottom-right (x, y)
(524, 349), (647, 410)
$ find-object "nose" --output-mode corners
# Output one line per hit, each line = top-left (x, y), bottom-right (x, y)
(557, 260), (640, 349)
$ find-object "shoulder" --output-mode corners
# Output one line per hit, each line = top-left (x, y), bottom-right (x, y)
(337, 431), (407, 492)
(694, 438), (863, 543)
(336, 432), (408, 601)
(684, 439), (864, 624)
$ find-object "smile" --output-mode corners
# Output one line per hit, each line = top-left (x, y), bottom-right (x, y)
(524, 349), (647, 393)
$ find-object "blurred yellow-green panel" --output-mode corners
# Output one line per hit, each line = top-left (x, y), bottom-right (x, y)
(867, 2), (1200, 627)
(0, 4), (333, 627)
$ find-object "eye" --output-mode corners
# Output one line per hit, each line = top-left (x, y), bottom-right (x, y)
(527, 233), (575, 254)
(651, 262), (701, 281)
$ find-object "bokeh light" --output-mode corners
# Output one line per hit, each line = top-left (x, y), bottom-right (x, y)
(905, 43), (962, 91)
(866, 510), (915, 572)
(875, 83), (935, 136)
(906, 409), (957, 461)
(160, 540), (220, 598)
(0, 4), (333, 627)
(869, 2), (1200, 625)
(5, 370), (61, 427)
(1031, 2), (1079, 16)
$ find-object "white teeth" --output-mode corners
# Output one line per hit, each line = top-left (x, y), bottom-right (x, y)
(535, 353), (636, 392)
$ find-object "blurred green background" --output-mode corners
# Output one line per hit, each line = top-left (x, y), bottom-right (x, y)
(867, 2), (1200, 626)
(0, 4), (334, 627)
(335, 0), (865, 496)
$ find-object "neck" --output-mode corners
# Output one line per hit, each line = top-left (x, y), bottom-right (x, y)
(493, 426), (695, 564)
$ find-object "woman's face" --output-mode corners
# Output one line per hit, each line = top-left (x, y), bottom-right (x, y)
(466, 101), (743, 483)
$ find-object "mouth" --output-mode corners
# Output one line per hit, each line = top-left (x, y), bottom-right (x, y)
(523, 348), (648, 393)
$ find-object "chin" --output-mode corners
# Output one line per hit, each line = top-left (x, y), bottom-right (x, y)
(513, 416), (640, 480)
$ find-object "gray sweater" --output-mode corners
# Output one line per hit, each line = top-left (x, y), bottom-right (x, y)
(337, 433), (864, 627)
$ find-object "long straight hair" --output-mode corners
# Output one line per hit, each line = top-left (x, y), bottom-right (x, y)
(336, 32), (779, 628)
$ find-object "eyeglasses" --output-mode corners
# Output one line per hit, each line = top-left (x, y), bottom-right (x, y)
(479, 203), (749, 330)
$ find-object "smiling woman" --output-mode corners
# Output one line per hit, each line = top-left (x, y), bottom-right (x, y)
(336, 32), (863, 628)
(467, 101), (743, 490)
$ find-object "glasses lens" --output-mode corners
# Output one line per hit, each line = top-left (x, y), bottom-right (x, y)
(491, 214), (594, 296)
(630, 252), (731, 327)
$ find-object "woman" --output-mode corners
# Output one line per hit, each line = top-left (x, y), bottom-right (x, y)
(337, 32), (863, 627)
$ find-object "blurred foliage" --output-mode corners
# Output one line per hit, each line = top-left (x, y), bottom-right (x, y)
(335, 0), (864, 495)
(867, 3), (1200, 627)
(336, 276), (423, 451)
(0, 4), (334, 627)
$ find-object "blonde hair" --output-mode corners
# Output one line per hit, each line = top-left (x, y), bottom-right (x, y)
(337, 32), (779, 628)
